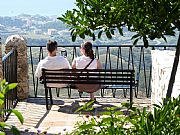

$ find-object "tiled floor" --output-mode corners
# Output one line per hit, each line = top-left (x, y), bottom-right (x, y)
(6, 97), (151, 134)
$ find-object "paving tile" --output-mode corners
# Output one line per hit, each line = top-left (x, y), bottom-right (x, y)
(5, 97), (151, 134)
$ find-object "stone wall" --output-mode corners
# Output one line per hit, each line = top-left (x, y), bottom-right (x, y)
(5, 35), (29, 99)
(151, 50), (180, 105)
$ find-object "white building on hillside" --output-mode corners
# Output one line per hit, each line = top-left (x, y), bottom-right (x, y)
(47, 29), (58, 36)
(33, 29), (42, 35)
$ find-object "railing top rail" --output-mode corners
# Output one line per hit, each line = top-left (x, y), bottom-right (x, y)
(2, 48), (15, 62)
(27, 44), (177, 47)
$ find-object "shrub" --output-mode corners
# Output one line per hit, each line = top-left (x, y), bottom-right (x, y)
(0, 80), (24, 135)
(67, 97), (180, 135)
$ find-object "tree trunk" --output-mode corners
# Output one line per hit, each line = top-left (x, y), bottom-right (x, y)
(166, 32), (180, 98)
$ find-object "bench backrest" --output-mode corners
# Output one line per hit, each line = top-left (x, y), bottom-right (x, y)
(42, 68), (135, 86)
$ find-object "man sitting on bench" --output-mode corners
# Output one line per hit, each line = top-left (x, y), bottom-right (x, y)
(35, 40), (71, 88)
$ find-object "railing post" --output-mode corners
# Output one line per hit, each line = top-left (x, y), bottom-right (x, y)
(5, 35), (29, 100)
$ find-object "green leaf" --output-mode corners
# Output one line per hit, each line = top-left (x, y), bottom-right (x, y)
(0, 100), (4, 107)
(153, 104), (161, 108)
(0, 92), (4, 105)
(133, 38), (139, 45)
(72, 34), (77, 42)
(106, 30), (112, 39)
(75, 100), (94, 112)
(131, 34), (140, 40)
(10, 109), (24, 124)
(79, 123), (94, 130)
(2, 83), (17, 94)
(117, 27), (123, 36)
(102, 117), (113, 123)
(0, 131), (5, 135)
(75, 106), (84, 113)
(162, 35), (167, 42)
(143, 107), (147, 115)
(9, 83), (17, 89)
(0, 122), (6, 128)
(70, 29), (75, 36)
(130, 107), (137, 112)
(121, 102), (131, 108)
(0, 92), (4, 99)
(79, 29), (86, 39)
(11, 126), (20, 135)
(114, 111), (123, 115)
(98, 31), (103, 39)
(1, 80), (6, 88)
(79, 33), (85, 39)
(90, 117), (96, 125)
(148, 113), (154, 122)
(57, 17), (64, 22)
(110, 29), (115, 35)
(100, 111), (111, 115)
(105, 107), (118, 111)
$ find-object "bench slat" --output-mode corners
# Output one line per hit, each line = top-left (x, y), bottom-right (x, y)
(44, 72), (134, 77)
(44, 76), (133, 80)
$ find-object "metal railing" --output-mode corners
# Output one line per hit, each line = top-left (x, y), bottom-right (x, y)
(27, 44), (176, 98)
(2, 48), (18, 121)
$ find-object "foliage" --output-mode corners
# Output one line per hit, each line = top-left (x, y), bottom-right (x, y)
(128, 97), (180, 135)
(58, 0), (180, 47)
(58, 0), (180, 103)
(0, 80), (24, 135)
(67, 96), (180, 135)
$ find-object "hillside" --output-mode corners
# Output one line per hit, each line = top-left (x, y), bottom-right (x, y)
(0, 14), (178, 46)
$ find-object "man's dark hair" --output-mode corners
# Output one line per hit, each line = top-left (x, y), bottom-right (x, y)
(47, 40), (57, 53)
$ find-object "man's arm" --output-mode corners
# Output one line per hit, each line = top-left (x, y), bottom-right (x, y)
(35, 62), (42, 78)
(64, 58), (72, 69)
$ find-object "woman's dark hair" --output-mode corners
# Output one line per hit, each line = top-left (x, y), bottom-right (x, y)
(81, 41), (94, 59)
(47, 40), (57, 53)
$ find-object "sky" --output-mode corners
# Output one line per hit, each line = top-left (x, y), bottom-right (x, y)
(0, 0), (76, 16)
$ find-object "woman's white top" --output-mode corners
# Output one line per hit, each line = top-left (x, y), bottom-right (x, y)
(74, 55), (97, 69)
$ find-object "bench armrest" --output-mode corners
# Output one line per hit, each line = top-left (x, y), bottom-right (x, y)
(39, 76), (44, 84)
(135, 72), (140, 87)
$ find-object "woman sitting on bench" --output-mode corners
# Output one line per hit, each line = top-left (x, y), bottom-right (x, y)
(72, 41), (102, 101)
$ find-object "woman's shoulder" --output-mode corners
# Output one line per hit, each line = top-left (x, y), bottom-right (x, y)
(74, 56), (83, 61)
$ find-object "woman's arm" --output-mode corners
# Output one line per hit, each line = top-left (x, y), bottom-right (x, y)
(72, 59), (76, 69)
(97, 59), (102, 69)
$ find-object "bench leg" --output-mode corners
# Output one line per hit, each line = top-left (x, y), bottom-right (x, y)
(134, 85), (138, 98)
(79, 92), (83, 98)
(49, 88), (53, 105)
(112, 89), (116, 98)
(68, 87), (71, 98)
(101, 89), (104, 97)
(123, 89), (127, 98)
(45, 87), (49, 110)
(56, 88), (60, 97)
(130, 87), (133, 108)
